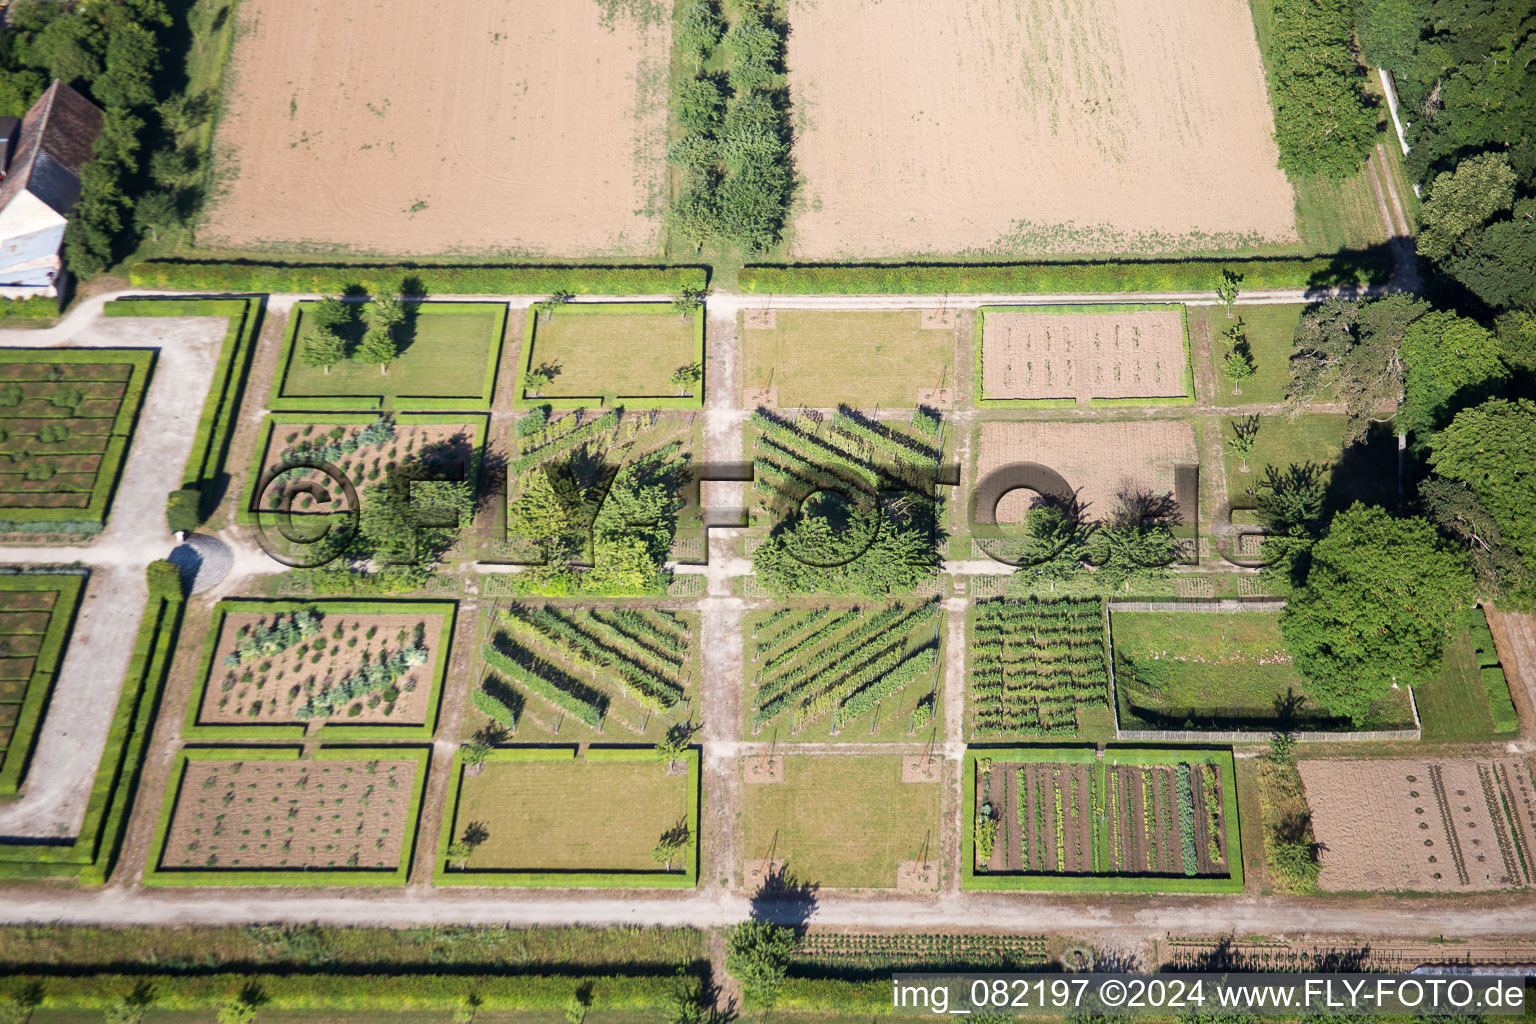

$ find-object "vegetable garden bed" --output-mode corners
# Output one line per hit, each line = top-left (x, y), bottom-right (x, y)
(965, 746), (1242, 892)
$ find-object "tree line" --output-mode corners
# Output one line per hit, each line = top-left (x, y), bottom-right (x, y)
(0, 0), (211, 276)
(669, 0), (792, 254)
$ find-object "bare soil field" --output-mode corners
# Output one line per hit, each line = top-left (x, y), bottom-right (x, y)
(981, 308), (1188, 402)
(785, 0), (1297, 257)
(201, 0), (669, 255)
(201, 611), (442, 726)
(163, 758), (417, 870)
(1299, 758), (1536, 892)
(977, 420), (1197, 523)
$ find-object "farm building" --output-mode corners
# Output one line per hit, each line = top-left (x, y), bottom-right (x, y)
(0, 81), (103, 295)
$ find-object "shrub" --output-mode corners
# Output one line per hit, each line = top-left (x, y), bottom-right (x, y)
(166, 488), (201, 534)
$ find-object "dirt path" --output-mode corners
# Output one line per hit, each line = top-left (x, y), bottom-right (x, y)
(1365, 146), (1421, 293)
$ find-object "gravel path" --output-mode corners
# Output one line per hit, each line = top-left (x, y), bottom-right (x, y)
(0, 313), (225, 838)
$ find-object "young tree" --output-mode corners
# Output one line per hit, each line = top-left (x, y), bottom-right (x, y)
(1216, 269), (1241, 319)
(671, 286), (708, 319)
(365, 294), (405, 331)
(669, 362), (703, 394)
(1226, 415), (1261, 472)
(356, 326), (398, 374)
(654, 722), (690, 770)
(301, 326), (347, 374)
(1221, 320), (1256, 395)
(309, 296), (352, 332)
(651, 823), (690, 872)
(676, 0), (723, 67)
(1281, 503), (1474, 723)
(460, 735), (493, 771)
(725, 920), (796, 1006)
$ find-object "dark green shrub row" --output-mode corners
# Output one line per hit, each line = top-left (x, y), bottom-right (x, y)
(0, 295), (58, 321)
(739, 252), (1391, 294)
(128, 261), (708, 295)
(0, 561), (184, 883)
(0, 971), (679, 1011)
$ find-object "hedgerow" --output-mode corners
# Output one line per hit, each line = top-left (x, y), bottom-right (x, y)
(738, 252), (1391, 294)
(0, 972), (680, 1012)
(128, 261), (708, 295)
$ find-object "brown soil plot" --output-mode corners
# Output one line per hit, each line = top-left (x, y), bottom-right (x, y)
(982, 309), (1188, 402)
(163, 758), (416, 870)
(202, 0), (669, 256)
(978, 420), (1197, 523)
(785, 0), (1296, 258)
(201, 611), (442, 726)
(1299, 758), (1536, 892)
(259, 421), (474, 512)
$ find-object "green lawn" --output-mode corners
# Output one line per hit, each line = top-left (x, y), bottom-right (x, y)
(1223, 412), (1397, 514)
(455, 757), (688, 872)
(1414, 628), (1496, 743)
(742, 310), (953, 408)
(1112, 610), (1416, 730)
(1193, 303), (1305, 406)
(527, 304), (698, 399)
(743, 754), (940, 888)
(280, 302), (504, 402)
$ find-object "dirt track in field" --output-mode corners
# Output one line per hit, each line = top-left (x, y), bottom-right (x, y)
(785, 0), (1297, 258)
(982, 309), (1188, 401)
(202, 0), (668, 256)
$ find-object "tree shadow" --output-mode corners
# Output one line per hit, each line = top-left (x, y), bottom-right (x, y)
(748, 861), (819, 935)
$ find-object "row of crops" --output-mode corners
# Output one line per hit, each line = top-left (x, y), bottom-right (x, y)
(483, 605), (693, 728)
(748, 407), (940, 522)
(792, 932), (1051, 974)
(749, 601), (941, 731)
(971, 597), (1107, 737)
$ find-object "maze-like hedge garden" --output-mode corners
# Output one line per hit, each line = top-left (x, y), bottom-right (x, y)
(0, 573), (85, 794)
(970, 597), (1108, 739)
(746, 601), (941, 739)
(0, 351), (153, 533)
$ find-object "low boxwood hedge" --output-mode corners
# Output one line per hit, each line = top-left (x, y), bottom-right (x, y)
(0, 572), (86, 795)
(0, 561), (185, 883)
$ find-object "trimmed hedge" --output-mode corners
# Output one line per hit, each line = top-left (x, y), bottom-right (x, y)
(1483, 666), (1519, 734)
(128, 261), (709, 295)
(0, 971), (678, 1012)
(0, 561), (185, 883)
(434, 745), (701, 888)
(182, 598), (457, 740)
(739, 252), (1391, 294)
(514, 302), (706, 410)
(960, 745), (1244, 894)
(270, 301), (506, 412)
(143, 745), (432, 887)
(236, 411), (489, 527)
(104, 298), (264, 521)
(0, 573), (86, 795)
